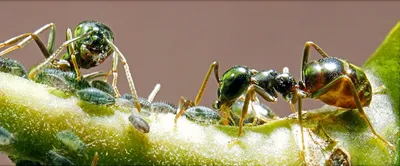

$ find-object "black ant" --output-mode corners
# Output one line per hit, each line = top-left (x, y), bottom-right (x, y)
(282, 41), (396, 159)
(174, 61), (295, 136)
(0, 20), (142, 112)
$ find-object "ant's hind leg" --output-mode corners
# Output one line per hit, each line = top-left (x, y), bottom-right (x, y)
(311, 75), (395, 150)
(194, 61), (220, 106)
(104, 38), (141, 113)
(0, 23), (56, 58)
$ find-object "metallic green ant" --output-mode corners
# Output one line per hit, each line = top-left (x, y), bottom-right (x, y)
(0, 20), (142, 113)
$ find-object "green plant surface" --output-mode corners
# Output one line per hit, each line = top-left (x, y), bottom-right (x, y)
(0, 22), (399, 165)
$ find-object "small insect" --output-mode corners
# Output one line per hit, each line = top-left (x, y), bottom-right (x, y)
(281, 41), (395, 157)
(0, 20), (142, 113)
(56, 130), (87, 154)
(325, 147), (351, 166)
(34, 68), (91, 92)
(0, 126), (16, 146)
(150, 101), (177, 114)
(0, 57), (27, 78)
(174, 97), (220, 124)
(128, 114), (150, 133)
(122, 83), (161, 110)
(76, 88), (115, 105)
(46, 150), (74, 166)
(183, 61), (296, 137)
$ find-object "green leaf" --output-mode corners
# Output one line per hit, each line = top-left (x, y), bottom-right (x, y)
(0, 22), (399, 165)
(363, 21), (400, 164)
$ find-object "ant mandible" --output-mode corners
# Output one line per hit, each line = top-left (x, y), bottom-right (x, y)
(0, 20), (142, 112)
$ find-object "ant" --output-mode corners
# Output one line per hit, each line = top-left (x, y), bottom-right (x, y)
(174, 61), (295, 136)
(281, 41), (396, 159)
(0, 20), (142, 113)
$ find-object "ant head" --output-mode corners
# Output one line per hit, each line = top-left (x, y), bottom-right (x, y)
(74, 20), (114, 69)
(274, 67), (297, 96)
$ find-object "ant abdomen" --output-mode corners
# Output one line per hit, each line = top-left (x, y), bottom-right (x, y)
(303, 57), (372, 108)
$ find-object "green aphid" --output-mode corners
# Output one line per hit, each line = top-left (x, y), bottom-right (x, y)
(0, 126), (16, 146)
(46, 150), (74, 166)
(34, 68), (90, 91)
(0, 57), (27, 78)
(90, 80), (115, 96)
(184, 106), (221, 124)
(76, 88), (115, 105)
(56, 130), (87, 154)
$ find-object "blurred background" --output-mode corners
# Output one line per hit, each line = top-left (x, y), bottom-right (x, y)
(0, 1), (398, 165)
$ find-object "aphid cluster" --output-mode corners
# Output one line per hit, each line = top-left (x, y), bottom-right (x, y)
(0, 20), (395, 165)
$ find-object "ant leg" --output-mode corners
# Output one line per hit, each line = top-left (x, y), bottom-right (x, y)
(147, 84), (161, 103)
(297, 97), (306, 163)
(238, 84), (277, 137)
(311, 75), (395, 150)
(301, 41), (329, 80)
(90, 152), (99, 166)
(0, 23), (56, 58)
(104, 38), (141, 113)
(66, 28), (82, 80)
(174, 97), (194, 124)
(28, 31), (93, 80)
(83, 71), (108, 81)
(194, 61), (219, 105)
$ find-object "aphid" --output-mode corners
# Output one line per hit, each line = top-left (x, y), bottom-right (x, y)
(282, 41), (395, 156)
(181, 61), (296, 137)
(34, 68), (91, 91)
(90, 80), (114, 96)
(56, 130), (87, 154)
(128, 114), (150, 133)
(325, 147), (351, 166)
(0, 20), (142, 113)
(46, 150), (74, 166)
(185, 105), (221, 124)
(0, 126), (16, 146)
(76, 88), (115, 105)
(174, 97), (220, 124)
(0, 57), (27, 78)
(151, 101), (177, 114)
(122, 83), (161, 110)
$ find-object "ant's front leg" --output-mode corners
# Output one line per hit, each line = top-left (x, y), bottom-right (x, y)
(238, 84), (277, 138)
(0, 23), (56, 58)
(194, 61), (220, 106)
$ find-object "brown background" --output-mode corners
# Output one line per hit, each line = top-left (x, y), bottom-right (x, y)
(0, 1), (399, 165)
